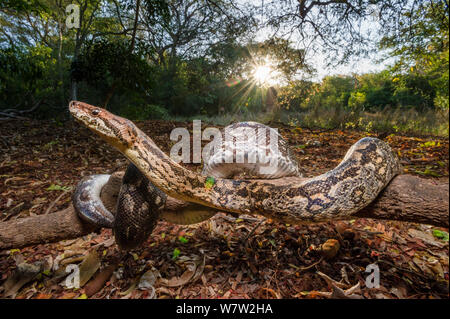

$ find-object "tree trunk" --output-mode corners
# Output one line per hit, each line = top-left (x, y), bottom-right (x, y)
(102, 82), (117, 109)
(70, 80), (78, 102)
(0, 175), (447, 250)
(0, 206), (97, 250)
(102, 0), (141, 109)
(353, 174), (449, 226)
(57, 17), (65, 108)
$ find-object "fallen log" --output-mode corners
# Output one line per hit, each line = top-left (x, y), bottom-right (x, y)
(0, 174), (448, 250)
(353, 174), (448, 226)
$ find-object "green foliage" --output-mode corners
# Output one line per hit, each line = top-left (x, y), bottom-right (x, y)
(432, 229), (449, 242)
(204, 176), (216, 190)
(278, 80), (317, 111)
(278, 70), (449, 136)
(280, 69), (445, 113)
(0, 0), (48, 13)
(380, 1), (449, 112)
(120, 104), (169, 121)
(172, 248), (181, 260)
(348, 92), (366, 109)
(72, 38), (154, 97)
(0, 45), (56, 111)
(392, 74), (435, 111)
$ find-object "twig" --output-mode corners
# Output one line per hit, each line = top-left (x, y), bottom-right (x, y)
(0, 118), (16, 122)
(0, 112), (28, 120)
(299, 257), (324, 272)
(244, 218), (267, 241)
(45, 191), (69, 215)
(357, 229), (384, 236)
(0, 136), (10, 148)
(2, 99), (42, 115)
(316, 270), (350, 289)
(1, 202), (25, 222)
(377, 259), (431, 280)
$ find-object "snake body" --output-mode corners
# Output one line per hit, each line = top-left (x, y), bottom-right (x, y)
(70, 101), (401, 250)
(202, 122), (301, 179)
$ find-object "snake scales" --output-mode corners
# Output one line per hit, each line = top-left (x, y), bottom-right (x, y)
(70, 101), (401, 250)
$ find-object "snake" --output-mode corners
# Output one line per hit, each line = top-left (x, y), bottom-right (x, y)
(70, 101), (401, 250)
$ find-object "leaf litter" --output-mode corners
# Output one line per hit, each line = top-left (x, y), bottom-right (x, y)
(0, 119), (448, 299)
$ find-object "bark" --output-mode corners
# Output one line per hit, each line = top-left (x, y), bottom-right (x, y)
(0, 206), (98, 250)
(354, 175), (449, 226)
(0, 175), (448, 250)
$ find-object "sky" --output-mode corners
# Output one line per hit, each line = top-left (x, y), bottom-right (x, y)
(310, 53), (394, 81)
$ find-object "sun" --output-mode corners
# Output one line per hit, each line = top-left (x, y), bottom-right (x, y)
(253, 65), (272, 84)
(252, 59), (280, 87)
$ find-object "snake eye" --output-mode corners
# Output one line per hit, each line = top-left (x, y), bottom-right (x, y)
(91, 109), (100, 116)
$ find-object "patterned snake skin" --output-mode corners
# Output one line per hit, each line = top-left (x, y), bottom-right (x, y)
(70, 101), (401, 250)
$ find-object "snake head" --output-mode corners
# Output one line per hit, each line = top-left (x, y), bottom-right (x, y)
(69, 101), (138, 151)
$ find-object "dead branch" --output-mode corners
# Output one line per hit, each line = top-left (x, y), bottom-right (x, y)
(0, 99), (43, 119)
(0, 112), (28, 120)
(0, 174), (448, 250)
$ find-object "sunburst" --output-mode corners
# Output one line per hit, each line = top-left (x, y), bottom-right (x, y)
(252, 58), (281, 87)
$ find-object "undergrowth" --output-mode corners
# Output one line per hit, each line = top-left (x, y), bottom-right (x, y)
(165, 106), (449, 137)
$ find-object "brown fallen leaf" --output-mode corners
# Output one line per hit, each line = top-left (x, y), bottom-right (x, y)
(232, 271), (243, 290)
(2, 261), (43, 298)
(428, 257), (445, 279)
(315, 282), (363, 299)
(60, 291), (78, 299)
(78, 250), (101, 287)
(408, 229), (445, 248)
(316, 271), (349, 289)
(390, 287), (407, 299)
(161, 255), (205, 288)
(119, 281), (137, 298)
(84, 263), (117, 297)
(138, 267), (160, 290)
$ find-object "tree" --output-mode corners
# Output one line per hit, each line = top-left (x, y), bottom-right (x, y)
(139, 0), (256, 65)
(137, 0), (256, 110)
(380, 1), (449, 111)
(262, 0), (448, 66)
(0, 45), (54, 113)
(71, 38), (154, 107)
(1, 171), (448, 250)
(0, 0), (105, 107)
(263, 0), (379, 64)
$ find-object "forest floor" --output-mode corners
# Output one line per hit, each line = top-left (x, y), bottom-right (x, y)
(0, 119), (448, 299)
